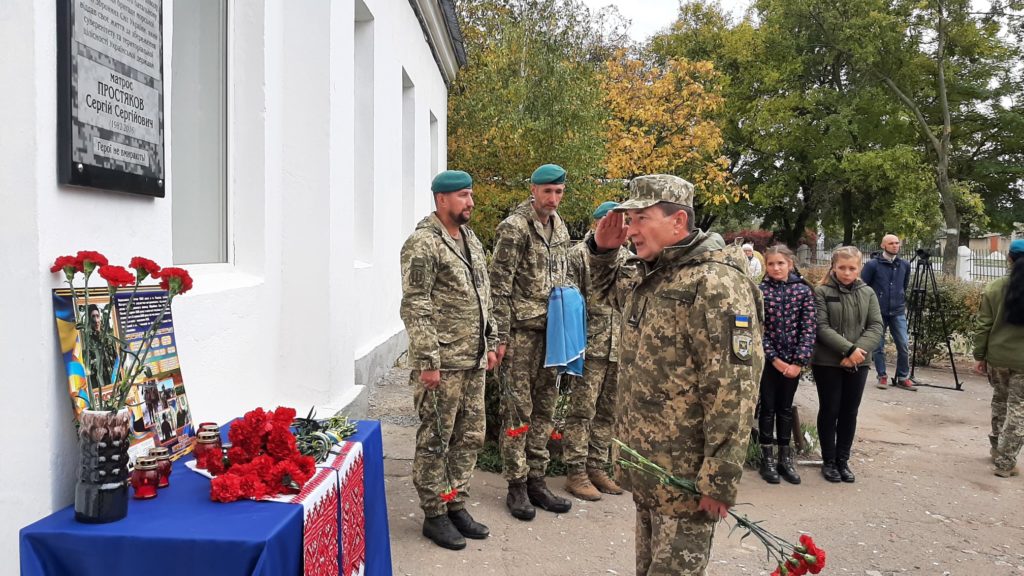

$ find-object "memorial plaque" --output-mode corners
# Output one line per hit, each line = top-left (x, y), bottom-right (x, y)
(58, 0), (165, 196)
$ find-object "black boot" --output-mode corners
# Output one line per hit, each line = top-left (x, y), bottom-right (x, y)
(506, 479), (536, 521)
(821, 460), (841, 483)
(759, 444), (781, 484)
(837, 459), (856, 483)
(777, 445), (801, 485)
(448, 508), (489, 539)
(527, 476), (572, 513)
(422, 514), (466, 550)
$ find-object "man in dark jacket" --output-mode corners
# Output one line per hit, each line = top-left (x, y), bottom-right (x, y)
(861, 234), (915, 390)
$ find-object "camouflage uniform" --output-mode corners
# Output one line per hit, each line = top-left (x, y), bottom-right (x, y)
(973, 273), (1024, 473)
(489, 200), (579, 481)
(400, 213), (497, 517)
(988, 367), (1024, 471)
(588, 175), (764, 575)
(562, 232), (627, 473)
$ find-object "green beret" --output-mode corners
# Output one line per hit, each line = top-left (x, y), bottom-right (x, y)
(431, 170), (473, 194)
(530, 164), (566, 185)
(592, 201), (619, 220)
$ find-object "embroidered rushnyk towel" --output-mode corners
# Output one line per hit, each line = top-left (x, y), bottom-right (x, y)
(187, 438), (366, 576)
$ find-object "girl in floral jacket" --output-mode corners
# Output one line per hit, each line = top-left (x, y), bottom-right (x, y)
(757, 245), (817, 485)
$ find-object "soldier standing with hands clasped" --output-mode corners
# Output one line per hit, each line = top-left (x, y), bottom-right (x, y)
(489, 163), (577, 521)
(399, 170), (498, 550)
(588, 174), (764, 575)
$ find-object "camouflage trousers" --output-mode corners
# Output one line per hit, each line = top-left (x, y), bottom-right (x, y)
(562, 357), (619, 472)
(635, 507), (716, 576)
(412, 369), (486, 517)
(988, 366), (1024, 471)
(499, 327), (559, 481)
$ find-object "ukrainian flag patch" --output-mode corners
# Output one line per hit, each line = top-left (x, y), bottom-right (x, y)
(734, 315), (750, 328)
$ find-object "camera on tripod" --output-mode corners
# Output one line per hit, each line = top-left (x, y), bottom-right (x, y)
(914, 247), (933, 261)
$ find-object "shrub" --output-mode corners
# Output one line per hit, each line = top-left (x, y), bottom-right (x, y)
(911, 275), (984, 365)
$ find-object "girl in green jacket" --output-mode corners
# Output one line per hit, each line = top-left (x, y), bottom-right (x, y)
(973, 239), (1024, 478)
(812, 246), (883, 484)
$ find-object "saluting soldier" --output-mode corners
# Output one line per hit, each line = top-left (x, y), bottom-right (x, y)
(489, 163), (578, 520)
(588, 175), (764, 575)
(399, 170), (498, 550)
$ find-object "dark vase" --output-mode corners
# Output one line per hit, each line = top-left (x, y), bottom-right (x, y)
(75, 409), (131, 523)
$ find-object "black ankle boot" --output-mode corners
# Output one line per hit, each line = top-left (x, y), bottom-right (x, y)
(506, 479), (536, 521)
(422, 514), (467, 550)
(759, 445), (781, 484)
(821, 460), (841, 483)
(448, 508), (489, 539)
(526, 476), (572, 513)
(777, 445), (801, 485)
(837, 459), (855, 483)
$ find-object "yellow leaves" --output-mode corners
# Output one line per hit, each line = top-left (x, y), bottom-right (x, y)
(601, 50), (741, 206)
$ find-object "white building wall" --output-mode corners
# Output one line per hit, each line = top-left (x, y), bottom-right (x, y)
(0, 0), (453, 568)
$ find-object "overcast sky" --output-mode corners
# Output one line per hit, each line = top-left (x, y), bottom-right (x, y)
(578, 0), (752, 43)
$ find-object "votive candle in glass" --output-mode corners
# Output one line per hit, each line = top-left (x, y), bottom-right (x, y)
(148, 446), (172, 488)
(132, 456), (159, 499)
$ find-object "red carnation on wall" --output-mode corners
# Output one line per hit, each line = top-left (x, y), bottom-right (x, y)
(98, 265), (136, 288)
(157, 267), (193, 296)
(128, 256), (161, 281)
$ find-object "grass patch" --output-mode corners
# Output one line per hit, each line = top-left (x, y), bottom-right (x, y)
(475, 441), (570, 477)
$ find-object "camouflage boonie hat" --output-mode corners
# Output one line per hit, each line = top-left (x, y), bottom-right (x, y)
(615, 174), (694, 211)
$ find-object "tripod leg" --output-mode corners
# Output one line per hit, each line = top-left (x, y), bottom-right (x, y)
(928, 264), (963, 390)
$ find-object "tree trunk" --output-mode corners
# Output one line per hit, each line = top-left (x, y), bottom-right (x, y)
(841, 188), (854, 245)
(935, 168), (960, 274)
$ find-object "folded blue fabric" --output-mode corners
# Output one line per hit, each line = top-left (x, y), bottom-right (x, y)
(545, 286), (587, 376)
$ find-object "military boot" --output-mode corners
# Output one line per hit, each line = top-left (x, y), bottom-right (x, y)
(506, 479), (536, 521)
(821, 460), (841, 483)
(587, 467), (624, 495)
(836, 459), (856, 483)
(448, 508), (489, 539)
(565, 470), (602, 501)
(527, 476), (572, 513)
(759, 445), (780, 484)
(776, 445), (801, 485)
(422, 514), (466, 550)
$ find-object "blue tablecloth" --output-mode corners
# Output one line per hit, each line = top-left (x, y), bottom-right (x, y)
(20, 419), (392, 576)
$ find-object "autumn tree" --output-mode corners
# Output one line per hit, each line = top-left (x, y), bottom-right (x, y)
(450, 0), (622, 247)
(601, 49), (741, 212)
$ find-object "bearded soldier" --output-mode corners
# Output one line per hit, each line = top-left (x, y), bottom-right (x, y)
(400, 170), (498, 550)
(489, 163), (578, 520)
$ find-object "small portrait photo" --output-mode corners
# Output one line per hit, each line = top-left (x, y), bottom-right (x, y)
(157, 378), (175, 410)
(157, 409), (176, 442)
(141, 380), (160, 426)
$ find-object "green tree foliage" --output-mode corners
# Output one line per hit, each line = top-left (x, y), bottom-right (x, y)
(651, 0), (1023, 257)
(450, 0), (618, 248)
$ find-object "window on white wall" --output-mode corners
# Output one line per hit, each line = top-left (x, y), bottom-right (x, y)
(429, 111), (438, 179)
(354, 1), (374, 264)
(171, 0), (228, 265)
(402, 69), (415, 232)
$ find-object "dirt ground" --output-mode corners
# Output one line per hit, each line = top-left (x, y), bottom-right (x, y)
(368, 362), (1024, 576)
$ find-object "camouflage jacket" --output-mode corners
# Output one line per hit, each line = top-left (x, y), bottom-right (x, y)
(489, 200), (579, 339)
(589, 231), (764, 515)
(399, 213), (497, 370)
(573, 231), (627, 361)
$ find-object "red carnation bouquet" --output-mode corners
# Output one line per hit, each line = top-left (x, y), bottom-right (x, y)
(201, 407), (316, 503)
(50, 250), (192, 411)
